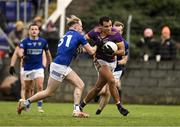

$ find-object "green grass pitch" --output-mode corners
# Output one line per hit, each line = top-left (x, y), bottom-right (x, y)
(0, 101), (180, 126)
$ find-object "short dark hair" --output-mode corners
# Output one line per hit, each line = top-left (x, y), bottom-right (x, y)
(99, 16), (111, 25)
(28, 23), (39, 30)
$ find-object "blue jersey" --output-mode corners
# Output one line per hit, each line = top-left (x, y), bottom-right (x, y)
(19, 37), (49, 70)
(114, 39), (129, 72)
(53, 29), (88, 66)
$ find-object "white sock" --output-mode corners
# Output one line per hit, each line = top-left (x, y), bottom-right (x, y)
(24, 99), (30, 106)
(74, 104), (80, 111)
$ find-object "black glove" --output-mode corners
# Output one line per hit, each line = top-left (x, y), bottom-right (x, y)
(102, 44), (115, 56)
(76, 47), (84, 54)
(9, 66), (16, 75)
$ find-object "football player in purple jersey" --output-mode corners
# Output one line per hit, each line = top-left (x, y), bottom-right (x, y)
(95, 21), (129, 115)
(79, 16), (129, 116)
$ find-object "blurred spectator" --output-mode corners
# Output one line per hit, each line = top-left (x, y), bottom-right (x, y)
(0, 50), (6, 59)
(8, 20), (27, 47)
(136, 28), (158, 61)
(0, 9), (7, 31)
(42, 20), (59, 58)
(43, 20), (58, 38)
(158, 26), (176, 60)
(33, 16), (44, 36)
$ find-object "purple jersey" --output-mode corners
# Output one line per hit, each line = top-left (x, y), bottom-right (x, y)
(87, 27), (124, 62)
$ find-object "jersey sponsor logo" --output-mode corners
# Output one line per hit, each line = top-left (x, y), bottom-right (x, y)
(51, 70), (61, 77)
(38, 42), (42, 46)
(27, 49), (42, 55)
(27, 43), (32, 46)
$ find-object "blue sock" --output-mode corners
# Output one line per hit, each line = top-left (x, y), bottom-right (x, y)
(37, 101), (43, 107)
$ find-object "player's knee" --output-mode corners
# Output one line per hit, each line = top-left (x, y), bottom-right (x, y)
(77, 82), (84, 91)
(80, 82), (85, 90)
(25, 88), (31, 94)
(108, 78), (115, 86)
(105, 90), (111, 96)
(94, 86), (102, 93)
(37, 84), (43, 91)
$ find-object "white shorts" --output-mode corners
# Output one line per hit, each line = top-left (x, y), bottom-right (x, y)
(50, 62), (72, 82)
(22, 68), (44, 80)
(94, 59), (117, 73)
(113, 70), (123, 80)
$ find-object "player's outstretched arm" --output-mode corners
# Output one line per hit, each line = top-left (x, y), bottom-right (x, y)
(115, 41), (125, 56)
(83, 43), (97, 55)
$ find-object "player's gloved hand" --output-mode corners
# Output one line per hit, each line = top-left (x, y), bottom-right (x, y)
(76, 47), (84, 54)
(102, 44), (114, 56)
(9, 66), (16, 75)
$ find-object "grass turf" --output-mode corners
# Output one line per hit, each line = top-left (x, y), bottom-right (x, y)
(0, 101), (180, 126)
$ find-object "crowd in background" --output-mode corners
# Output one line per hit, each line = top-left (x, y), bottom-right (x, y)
(0, 14), (58, 100)
(136, 26), (177, 62)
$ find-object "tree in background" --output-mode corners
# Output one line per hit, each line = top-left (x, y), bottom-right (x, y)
(79, 0), (180, 58)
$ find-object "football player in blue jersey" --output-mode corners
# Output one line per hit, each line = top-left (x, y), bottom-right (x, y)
(17, 15), (97, 117)
(16, 23), (52, 113)
(9, 46), (47, 100)
(95, 21), (129, 115)
(79, 16), (129, 116)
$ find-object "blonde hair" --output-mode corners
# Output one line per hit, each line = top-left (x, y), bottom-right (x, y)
(66, 15), (82, 27)
(16, 20), (24, 29)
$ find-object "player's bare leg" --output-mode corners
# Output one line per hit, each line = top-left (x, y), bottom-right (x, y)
(17, 77), (59, 114)
(20, 75), (25, 100)
(35, 77), (44, 113)
(80, 65), (110, 110)
(83, 72), (107, 104)
(96, 85), (110, 115)
(80, 65), (129, 116)
(24, 80), (33, 99)
(66, 70), (89, 118)
(115, 78), (122, 99)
